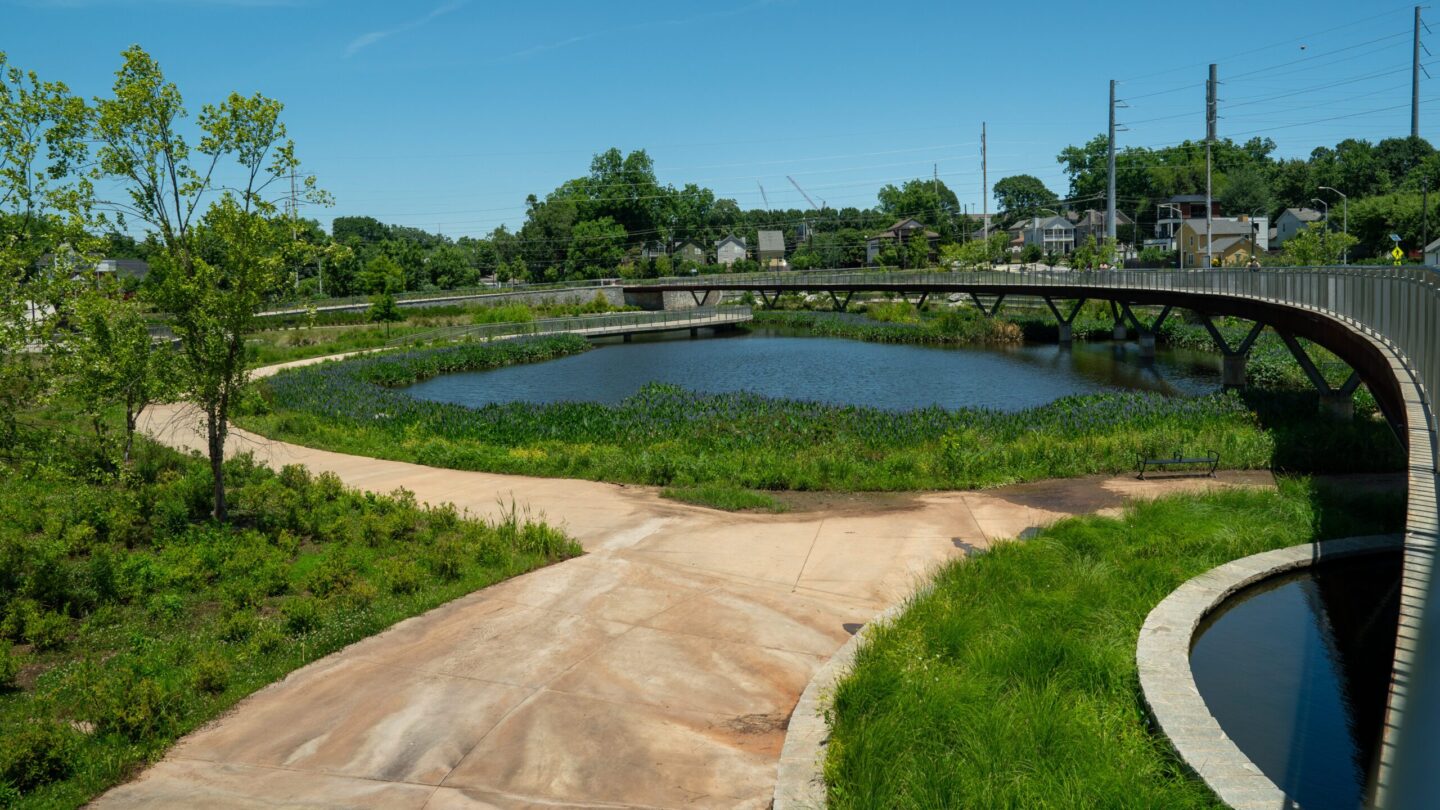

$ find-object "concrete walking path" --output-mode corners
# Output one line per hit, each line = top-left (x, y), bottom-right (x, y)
(96, 356), (1270, 808)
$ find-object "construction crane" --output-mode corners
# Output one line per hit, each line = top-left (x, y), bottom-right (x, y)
(757, 181), (770, 210)
(786, 175), (824, 211)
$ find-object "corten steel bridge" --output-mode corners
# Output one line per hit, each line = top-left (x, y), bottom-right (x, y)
(629, 266), (1440, 807)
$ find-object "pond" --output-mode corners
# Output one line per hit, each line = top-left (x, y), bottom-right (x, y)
(1190, 552), (1402, 810)
(402, 329), (1224, 411)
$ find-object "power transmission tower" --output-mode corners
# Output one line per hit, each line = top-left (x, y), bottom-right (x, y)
(757, 181), (770, 210)
(981, 122), (989, 243)
(1107, 80), (1118, 241)
(1416, 5), (1425, 138)
(1205, 64), (1217, 270)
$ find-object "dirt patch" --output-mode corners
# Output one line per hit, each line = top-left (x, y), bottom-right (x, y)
(724, 713), (790, 735)
(769, 490), (923, 515)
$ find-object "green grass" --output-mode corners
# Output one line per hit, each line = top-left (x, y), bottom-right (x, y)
(0, 434), (578, 807)
(660, 483), (789, 512)
(824, 480), (1406, 808)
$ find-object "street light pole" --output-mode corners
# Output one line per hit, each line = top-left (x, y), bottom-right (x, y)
(1319, 186), (1349, 264)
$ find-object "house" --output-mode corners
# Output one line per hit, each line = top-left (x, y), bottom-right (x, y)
(1071, 209), (1136, 246)
(1424, 237), (1440, 266)
(1155, 195), (1224, 248)
(716, 234), (747, 266)
(673, 240), (705, 264)
(757, 230), (788, 269)
(1177, 218), (1267, 267)
(1273, 208), (1325, 247)
(1015, 215), (1076, 255)
(865, 218), (939, 264)
(640, 241), (667, 261)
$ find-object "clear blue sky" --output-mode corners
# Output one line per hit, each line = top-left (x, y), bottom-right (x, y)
(3, 0), (1432, 237)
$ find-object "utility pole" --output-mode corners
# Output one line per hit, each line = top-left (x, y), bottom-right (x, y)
(1205, 64), (1217, 270)
(1425, 180), (1431, 253)
(981, 122), (989, 244)
(1415, 5), (1423, 138)
(1106, 80), (1118, 240)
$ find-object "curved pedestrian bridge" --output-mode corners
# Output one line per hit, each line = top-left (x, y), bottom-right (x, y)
(630, 266), (1440, 806)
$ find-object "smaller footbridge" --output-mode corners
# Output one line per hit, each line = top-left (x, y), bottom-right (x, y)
(384, 305), (750, 349)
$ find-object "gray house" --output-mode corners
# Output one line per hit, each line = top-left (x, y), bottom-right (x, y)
(1071, 209), (1135, 246)
(757, 230), (787, 269)
(716, 234), (747, 266)
(1017, 215), (1077, 254)
(1273, 208), (1324, 246)
(673, 240), (705, 264)
(866, 218), (939, 264)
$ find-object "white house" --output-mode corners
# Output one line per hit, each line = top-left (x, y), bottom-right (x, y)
(715, 234), (747, 266)
(1273, 208), (1324, 247)
(1424, 237), (1440, 266)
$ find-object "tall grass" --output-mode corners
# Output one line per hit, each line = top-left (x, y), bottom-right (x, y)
(824, 481), (1406, 808)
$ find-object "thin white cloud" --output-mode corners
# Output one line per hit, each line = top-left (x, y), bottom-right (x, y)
(345, 0), (466, 58)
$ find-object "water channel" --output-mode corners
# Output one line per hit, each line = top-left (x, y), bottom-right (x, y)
(1190, 552), (1402, 810)
(404, 328), (1223, 410)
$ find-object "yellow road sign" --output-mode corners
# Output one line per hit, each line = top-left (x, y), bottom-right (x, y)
(1392, 246), (1405, 259)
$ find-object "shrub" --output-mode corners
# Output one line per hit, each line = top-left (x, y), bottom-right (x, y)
(0, 640), (21, 689)
(0, 721), (78, 792)
(191, 651), (230, 694)
(281, 596), (324, 635)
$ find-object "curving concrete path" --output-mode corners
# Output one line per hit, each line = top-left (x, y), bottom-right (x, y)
(96, 355), (1271, 808)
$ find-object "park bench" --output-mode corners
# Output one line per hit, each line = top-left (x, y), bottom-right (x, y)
(1137, 451), (1219, 480)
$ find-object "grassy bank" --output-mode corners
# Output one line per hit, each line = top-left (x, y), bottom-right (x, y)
(246, 295), (632, 366)
(0, 436), (578, 807)
(239, 337), (1402, 493)
(824, 480), (1405, 808)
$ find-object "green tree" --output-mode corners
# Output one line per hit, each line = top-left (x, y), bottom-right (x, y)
(58, 280), (175, 465)
(993, 175), (1060, 220)
(565, 217), (626, 279)
(1219, 164), (1273, 219)
(358, 254), (403, 294)
(368, 292), (402, 336)
(0, 51), (94, 449)
(1020, 244), (1043, 265)
(1281, 222), (1358, 266)
(94, 46), (324, 520)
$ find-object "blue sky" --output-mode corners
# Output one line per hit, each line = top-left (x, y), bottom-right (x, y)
(3, 0), (1432, 237)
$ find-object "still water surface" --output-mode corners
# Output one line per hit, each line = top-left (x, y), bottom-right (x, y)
(1190, 552), (1401, 810)
(404, 329), (1223, 411)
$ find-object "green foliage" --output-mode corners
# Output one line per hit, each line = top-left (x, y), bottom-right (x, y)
(367, 292), (402, 324)
(0, 434), (578, 806)
(357, 254), (404, 294)
(660, 484), (788, 513)
(1019, 244), (1043, 264)
(824, 483), (1404, 808)
(1282, 221), (1359, 266)
(992, 174), (1060, 220)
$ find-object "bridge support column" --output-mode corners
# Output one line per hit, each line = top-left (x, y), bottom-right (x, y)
(1043, 297), (1086, 345)
(1199, 315), (1265, 389)
(1222, 354), (1248, 387)
(689, 327), (699, 339)
(623, 333), (632, 343)
(1118, 302), (1173, 359)
(827, 291), (853, 312)
(1278, 331), (1363, 419)
(969, 293), (1007, 317)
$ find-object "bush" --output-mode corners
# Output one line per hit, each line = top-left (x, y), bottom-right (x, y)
(191, 651), (230, 694)
(0, 721), (78, 792)
(0, 641), (20, 689)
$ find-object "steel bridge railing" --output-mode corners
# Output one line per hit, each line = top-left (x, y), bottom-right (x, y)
(383, 305), (750, 348)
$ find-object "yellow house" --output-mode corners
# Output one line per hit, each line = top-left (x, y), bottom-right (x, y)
(1178, 218), (1260, 267)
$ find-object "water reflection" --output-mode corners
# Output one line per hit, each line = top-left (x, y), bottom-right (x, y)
(1190, 553), (1401, 809)
(404, 329), (1223, 411)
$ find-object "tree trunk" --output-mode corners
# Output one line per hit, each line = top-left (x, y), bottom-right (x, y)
(123, 407), (137, 466)
(206, 406), (227, 522)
